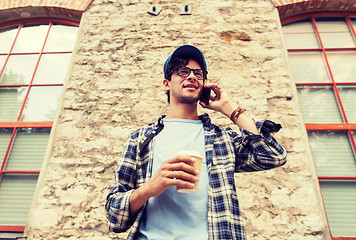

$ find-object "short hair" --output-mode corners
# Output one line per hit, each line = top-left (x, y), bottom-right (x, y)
(165, 58), (189, 81)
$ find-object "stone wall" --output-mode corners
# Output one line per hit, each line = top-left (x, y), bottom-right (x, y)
(25, 0), (330, 239)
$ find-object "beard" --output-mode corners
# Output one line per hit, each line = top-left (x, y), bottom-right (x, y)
(179, 95), (200, 104)
(172, 88), (202, 104)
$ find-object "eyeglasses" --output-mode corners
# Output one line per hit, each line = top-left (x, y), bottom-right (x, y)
(174, 67), (206, 80)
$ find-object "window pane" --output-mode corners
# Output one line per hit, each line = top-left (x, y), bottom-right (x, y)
(326, 51), (356, 83)
(0, 25), (18, 53)
(32, 53), (72, 84)
(5, 128), (50, 171)
(0, 55), (6, 70)
(316, 18), (356, 48)
(352, 18), (356, 30)
(21, 86), (62, 121)
(308, 131), (356, 177)
(338, 85), (356, 123)
(283, 20), (315, 33)
(283, 21), (319, 49)
(0, 54), (39, 84)
(298, 86), (343, 123)
(320, 180), (356, 237)
(0, 174), (38, 225)
(0, 129), (12, 163)
(12, 23), (49, 53)
(44, 24), (78, 52)
(319, 32), (355, 48)
(0, 87), (27, 121)
(289, 52), (331, 83)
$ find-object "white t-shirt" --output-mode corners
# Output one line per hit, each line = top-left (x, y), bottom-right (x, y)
(136, 118), (209, 240)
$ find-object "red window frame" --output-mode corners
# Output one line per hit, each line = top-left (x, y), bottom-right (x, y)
(282, 13), (356, 240)
(0, 18), (79, 233)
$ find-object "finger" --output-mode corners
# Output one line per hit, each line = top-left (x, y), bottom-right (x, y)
(203, 83), (215, 88)
(167, 162), (199, 176)
(204, 83), (219, 89)
(210, 84), (221, 93)
(208, 86), (221, 101)
(199, 101), (209, 109)
(204, 83), (220, 97)
(214, 86), (222, 99)
(169, 178), (195, 190)
(167, 155), (197, 165)
(169, 170), (199, 183)
(164, 155), (200, 176)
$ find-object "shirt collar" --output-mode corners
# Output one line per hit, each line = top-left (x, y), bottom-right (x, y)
(155, 113), (212, 129)
(156, 115), (166, 128)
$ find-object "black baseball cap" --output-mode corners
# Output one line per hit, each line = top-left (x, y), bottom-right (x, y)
(164, 45), (207, 78)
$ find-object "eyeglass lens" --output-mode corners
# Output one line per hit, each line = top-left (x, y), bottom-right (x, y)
(177, 67), (204, 79)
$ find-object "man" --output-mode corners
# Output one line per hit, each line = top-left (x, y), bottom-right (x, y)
(105, 45), (287, 240)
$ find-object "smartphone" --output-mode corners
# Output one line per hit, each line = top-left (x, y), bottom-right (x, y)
(200, 87), (211, 105)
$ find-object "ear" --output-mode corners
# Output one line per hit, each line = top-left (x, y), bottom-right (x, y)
(163, 79), (170, 91)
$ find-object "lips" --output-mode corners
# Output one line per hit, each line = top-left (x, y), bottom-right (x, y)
(183, 83), (198, 89)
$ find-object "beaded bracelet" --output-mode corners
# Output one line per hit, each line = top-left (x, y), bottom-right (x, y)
(230, 107), (246, 123)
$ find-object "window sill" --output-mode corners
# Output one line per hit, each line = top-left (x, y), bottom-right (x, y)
(0, 232), (26, 240)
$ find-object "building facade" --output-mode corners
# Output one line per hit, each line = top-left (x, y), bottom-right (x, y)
(0, 0), (355, 239)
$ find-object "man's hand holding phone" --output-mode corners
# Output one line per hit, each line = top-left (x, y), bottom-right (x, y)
(200, 83), (239, 119)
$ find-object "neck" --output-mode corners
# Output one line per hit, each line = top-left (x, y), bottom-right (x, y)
(165, 101), (199, 120)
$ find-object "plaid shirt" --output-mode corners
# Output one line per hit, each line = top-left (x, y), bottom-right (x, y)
(106, 114), (287, 240)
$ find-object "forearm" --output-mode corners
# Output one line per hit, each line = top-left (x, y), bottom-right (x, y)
(233, 112), (259, 135)
(220, 101), (259, 135)
(129, 185), (151, 216)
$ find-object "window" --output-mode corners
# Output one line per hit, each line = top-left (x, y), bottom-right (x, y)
(282, 15), (356, 239)
(0, 19), (78, 232)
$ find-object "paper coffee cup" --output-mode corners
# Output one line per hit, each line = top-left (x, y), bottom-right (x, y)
(175, 150), (202, 193)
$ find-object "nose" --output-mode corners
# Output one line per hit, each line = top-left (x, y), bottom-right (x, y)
(186, 71), (198, 80)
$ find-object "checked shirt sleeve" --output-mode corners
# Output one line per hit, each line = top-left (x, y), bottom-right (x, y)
(105, 132), (138, 233)
(235, 120), (287, 172)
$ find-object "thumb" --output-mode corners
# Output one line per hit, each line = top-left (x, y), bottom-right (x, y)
(199, 101), (214, 110)
(199, 101), (208, 108)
